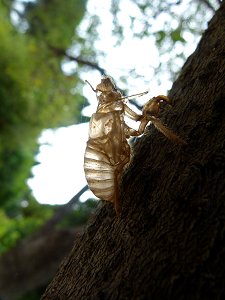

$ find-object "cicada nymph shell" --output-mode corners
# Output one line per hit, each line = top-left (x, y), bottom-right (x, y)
(84, 111), (130, 213)
(84, 77), (132, 214)
(84, 77), (186, 215)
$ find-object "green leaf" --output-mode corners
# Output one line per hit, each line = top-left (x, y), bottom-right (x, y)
(171, 28), (186, 43)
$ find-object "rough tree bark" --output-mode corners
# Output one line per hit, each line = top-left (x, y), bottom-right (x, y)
(42, 2), (225, 299)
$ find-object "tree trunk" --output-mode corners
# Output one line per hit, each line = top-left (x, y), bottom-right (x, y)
(42, 2), (225, 299)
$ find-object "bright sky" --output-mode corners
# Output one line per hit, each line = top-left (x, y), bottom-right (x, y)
(27, 0), (210, 205)
(27, 123), (94, 204)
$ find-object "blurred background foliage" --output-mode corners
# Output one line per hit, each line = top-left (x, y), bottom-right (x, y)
(109, 0), (218, 81)
(0, 0), (220, 298)
(0, 0), (94, 256)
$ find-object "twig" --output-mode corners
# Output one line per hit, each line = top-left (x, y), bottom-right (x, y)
(49, 45), (105, 75)
(39, 185), (89, 233)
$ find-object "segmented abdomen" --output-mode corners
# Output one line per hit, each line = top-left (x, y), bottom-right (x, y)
(84, 141), (116, 202)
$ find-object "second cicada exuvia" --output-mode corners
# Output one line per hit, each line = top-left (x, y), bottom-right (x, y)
(84, 76), (186, 215)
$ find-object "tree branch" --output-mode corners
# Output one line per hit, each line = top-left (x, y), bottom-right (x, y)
(49, 45), (106, 75)
(38, 185), (89, 234)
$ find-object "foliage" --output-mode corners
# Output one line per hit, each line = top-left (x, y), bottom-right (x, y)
(78, 0), (218, 83)
(0, 198), (97, 256)
(0, 0), (89, 259)
(0, 0), (87, 212)
(0, 200), (53, 255)
(24, 0), (86, 48)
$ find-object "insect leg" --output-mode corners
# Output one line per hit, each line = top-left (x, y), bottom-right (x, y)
(124, 104), (142, 121)
(148, 117), (187, 145)
(120, 90), (148, 100)
(142, 96), (186, 144)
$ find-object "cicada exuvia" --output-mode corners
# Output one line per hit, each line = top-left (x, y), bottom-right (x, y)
(84, 76), (185, 215)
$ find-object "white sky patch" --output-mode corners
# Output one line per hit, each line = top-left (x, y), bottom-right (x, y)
(28, 123), (89, 204)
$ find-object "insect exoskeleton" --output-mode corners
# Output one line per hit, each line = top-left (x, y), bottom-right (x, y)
(141, 95), (187, 145)
(84, 76), (147, 214)
(84, 76), (186, 215)
(84, 113), (130, 212)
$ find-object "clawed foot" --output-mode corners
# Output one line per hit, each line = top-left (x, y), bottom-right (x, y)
(141, 95), (186, 145)
(142, 95), (171, 118)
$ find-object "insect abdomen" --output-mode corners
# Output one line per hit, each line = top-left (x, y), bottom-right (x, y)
(84, 142), (116, 202)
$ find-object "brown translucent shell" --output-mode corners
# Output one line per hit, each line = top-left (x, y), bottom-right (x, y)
(84, 77), (186, 215)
